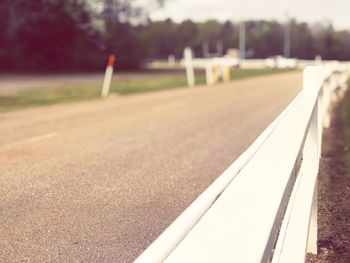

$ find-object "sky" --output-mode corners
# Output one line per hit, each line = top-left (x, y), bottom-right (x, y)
(139, 0), (350, 29)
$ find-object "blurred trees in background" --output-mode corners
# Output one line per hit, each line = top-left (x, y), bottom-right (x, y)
(0, 0), (144, 71)
(1, 0), (350, 71)
(0, 0), (102, 71)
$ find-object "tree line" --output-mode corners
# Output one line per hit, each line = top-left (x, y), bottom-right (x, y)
(1, 0), (350, 71)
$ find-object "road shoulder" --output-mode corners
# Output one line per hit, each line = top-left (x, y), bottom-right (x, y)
(307, 91), (350, 263)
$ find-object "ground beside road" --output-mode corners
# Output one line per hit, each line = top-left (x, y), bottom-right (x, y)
(0, 72), (301, 262)
(307, 91), (350, 263)
(0, 68), (290, 112)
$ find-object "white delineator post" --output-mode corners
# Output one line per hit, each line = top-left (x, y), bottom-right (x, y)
(102, 54), (116, 98)
(184, 47), (195, 87)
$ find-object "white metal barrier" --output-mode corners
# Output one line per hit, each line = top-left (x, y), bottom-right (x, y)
(180, 47), (343, 88)
(136, 63), (350, 263)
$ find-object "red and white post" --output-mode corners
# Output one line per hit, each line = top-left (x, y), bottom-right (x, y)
(102, 54), (116, 98)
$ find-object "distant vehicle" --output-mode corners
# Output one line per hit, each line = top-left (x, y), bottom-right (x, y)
(265, 56), (297, 69)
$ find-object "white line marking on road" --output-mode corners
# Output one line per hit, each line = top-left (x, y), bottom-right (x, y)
(0, 132), (58, 149)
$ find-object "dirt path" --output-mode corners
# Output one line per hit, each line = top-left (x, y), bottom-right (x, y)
(307, 92), (350, 263)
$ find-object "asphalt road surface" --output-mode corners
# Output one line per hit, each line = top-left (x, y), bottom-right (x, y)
(0, 72), (301, 262)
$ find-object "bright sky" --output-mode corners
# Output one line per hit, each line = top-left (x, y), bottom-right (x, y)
(140, 0), (350, 29)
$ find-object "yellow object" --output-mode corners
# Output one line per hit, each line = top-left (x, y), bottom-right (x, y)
(223, 67), (231, 82)
(213, 65), (219, 84)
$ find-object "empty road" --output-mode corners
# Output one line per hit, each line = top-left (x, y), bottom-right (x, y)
(0, 72), (301, 262)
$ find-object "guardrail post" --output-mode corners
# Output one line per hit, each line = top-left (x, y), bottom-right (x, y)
(308, 180), (318, 254)
(323, 80), (331, 128)
(317, 66), (325, 158)
(184, 47), (195, 87)
(303, 67), (320, 255)
(205, 62), (215, 86)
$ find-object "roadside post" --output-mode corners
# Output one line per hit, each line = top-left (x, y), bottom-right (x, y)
(184, 47), (195, 87)
(101, 54), (116, 98)
(315, 55), (322, 65)
(205, 62), (214, 85)
(223, 66), (231, 82)
(213, 64), (220, 83)
(168, 55), (176, 67)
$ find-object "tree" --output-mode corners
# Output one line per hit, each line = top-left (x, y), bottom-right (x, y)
(1, 1), (350, 72)
(219, 21), (237, 52)
(0, 0), (101, 71)
(140, 19), (178, 58)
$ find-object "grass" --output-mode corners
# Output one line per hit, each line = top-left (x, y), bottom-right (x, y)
(0, 68), (291, 112)
(230, 68), (289, 80)
(111, 74), (206, 94)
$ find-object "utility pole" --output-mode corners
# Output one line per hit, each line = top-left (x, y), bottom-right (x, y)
(284, 14), (291, 58)
(216, 41), (223, 56)
(239, 20), (246, 59)
(202, 42), (209, 58)
(238, 0), (246, 59)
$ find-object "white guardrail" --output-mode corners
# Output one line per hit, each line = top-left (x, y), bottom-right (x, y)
(135, 62), (350, 263)
(180, 47), (324, 87)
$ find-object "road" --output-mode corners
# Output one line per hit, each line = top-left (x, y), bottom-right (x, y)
(0, 72), (301, 262)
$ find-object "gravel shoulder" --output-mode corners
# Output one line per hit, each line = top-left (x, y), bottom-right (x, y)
(307, 91), (350, 263)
